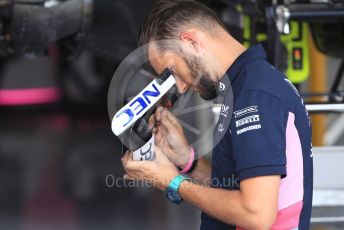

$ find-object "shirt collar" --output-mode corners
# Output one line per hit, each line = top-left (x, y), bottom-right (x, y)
(224, 44), (267, 82)
(216, 44), (267, 96)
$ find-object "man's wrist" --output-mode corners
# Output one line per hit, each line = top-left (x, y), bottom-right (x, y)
(176, 146), (192, 169)
(177, 147), (198, 174)
(179, 146), (195, 174)
(164, 174), (191, 204)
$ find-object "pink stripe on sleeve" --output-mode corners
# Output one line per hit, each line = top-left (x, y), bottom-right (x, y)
(278, 112), (304, 209)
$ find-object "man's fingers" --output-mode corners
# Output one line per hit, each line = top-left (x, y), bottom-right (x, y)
(121, 150), (130, 163)
(123, 174), (135, 180)
(154, 145), (175, 167)
(160, 109), (179, 131)
(122, 151), (145, 173)
(154, 127), (163, 144)
(154, 106), (164, 123)
(154, 145), (164, 158)
(148, 115), (155, 130)
(121, 150), (133, 166)
(165, 109), (181, 128)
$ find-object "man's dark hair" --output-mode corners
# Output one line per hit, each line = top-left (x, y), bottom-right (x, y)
(138, 0), (226, 50)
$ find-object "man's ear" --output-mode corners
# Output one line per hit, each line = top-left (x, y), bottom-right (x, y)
(179, 31), (201, 53)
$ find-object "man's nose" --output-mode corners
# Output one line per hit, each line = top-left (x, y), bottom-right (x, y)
(175, 79), (189, 94)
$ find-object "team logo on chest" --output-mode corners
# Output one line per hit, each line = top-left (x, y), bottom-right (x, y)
(233, 106), (258, 118)
(236, 115), (260, 128)
(219, 82), (226, 91)
(220, 104), (230, 117)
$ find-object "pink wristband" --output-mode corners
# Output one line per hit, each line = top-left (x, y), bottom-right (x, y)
(179, 147), (195, 174)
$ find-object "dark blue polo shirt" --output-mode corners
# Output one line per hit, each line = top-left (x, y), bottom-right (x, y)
(200, 45), (313, 230)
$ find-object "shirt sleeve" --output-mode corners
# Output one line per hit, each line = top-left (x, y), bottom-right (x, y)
(230, 90), (288, 182)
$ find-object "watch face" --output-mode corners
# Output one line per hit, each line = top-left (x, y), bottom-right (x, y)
(165, 188), (182, 204)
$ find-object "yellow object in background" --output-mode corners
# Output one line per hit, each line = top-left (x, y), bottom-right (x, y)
(243, 18), (310, 84)
(282, 22), (310, 84)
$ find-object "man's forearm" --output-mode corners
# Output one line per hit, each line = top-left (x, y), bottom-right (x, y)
(188, 157), (211, 186)
(178, 180), (277, 230)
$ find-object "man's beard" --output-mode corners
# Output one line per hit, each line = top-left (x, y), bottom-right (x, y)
(183, 55), (218, 101)
(197, 76), (218, 100)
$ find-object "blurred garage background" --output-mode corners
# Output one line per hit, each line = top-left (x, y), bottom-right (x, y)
(0, 0), (344, 229)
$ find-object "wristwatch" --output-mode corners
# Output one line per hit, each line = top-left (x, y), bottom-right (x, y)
(165, 174), (190, 204)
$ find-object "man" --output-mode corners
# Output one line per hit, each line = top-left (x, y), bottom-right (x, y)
(121, 0), (313, 229)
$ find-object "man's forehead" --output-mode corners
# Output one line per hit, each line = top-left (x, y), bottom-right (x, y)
(147, 42), (159, 58)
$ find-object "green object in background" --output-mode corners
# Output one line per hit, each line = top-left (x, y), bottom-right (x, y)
(282, 22), (310, 84)
(243, 17), (310, 84)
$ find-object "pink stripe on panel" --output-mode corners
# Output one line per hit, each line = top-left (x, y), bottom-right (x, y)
(0, 87), (61, 106)
(278, 112), (304, 210)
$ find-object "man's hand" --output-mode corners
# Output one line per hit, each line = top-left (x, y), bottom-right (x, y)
(121, 145), (179, 190)
(148, 107), (191, 168)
